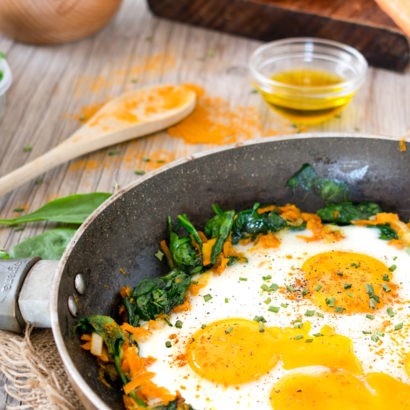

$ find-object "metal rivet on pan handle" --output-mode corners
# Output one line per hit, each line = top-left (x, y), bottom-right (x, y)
(74, 273), (86, 295)
(68, 295), (78, 317)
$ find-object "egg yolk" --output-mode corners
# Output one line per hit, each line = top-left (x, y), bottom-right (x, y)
(302, 251), (398, 314)
(186, 318), (280, 385)
(186, 320), (362, 385)
(270, 370), (410, 410)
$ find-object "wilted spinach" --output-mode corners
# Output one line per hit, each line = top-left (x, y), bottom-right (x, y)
(287, 163), (349, 203)
(124, 269), (192, 326)
(317, 202), (382, 225)
(231, 203), (287, 244)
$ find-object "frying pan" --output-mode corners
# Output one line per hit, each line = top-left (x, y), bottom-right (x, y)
(0, 133), (409, 409)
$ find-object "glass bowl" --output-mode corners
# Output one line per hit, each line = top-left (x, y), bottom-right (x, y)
(249, 37), (368, 124)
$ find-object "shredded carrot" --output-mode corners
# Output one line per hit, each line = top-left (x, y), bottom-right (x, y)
(255, 232), (281, 248)
(257, 205), (276, 214)
(160, 240), (174, 267)
(213, 255), (229, 274)
(172, 297), (191, 313)
(202, 238), (217, 266)
(121, 323), (152, 341)
(120, 286), (131, 298)
(399, 138), (407, 152)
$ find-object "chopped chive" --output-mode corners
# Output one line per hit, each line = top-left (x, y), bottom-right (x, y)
(264, 297), (272, 305)
(346, 292), (354, 298)
(13, 207), (25, 213)
(302, 288), (309, 296)
(165, 340), (172, 348)
(344, 283), (352, 289)
(365, 283), (375, 297)
(375, 331), (385, 337)
(386, 307), (395, 317)
(371, 334), (380, 342)
(389, 264), (397, 272)
(239, 277), (248, 281)
(362, 330), (372, 335)
(382, 284), (391, 293)
(134, 170), (146, 175)
(313, 333), (323, 337)
(280, 303), (289, 308)
(334, 306), (345, 313)
(316, 312), (324, 318)
(108, 150), (121, 156)
(304, 310), (315, 317)
(203, 294), (212, 302)
(369, 299), (376, 309)
(305, 338), (314, 343)
(142, 156), (151, 162)
(201, 324), (206, 329)
(294, 334), (304, 340)
(262, 275), (272, 280)
(23, 145), (32, 153)
(175, 320), (183, 328)
(293, 322), (303, 329)
(286, 285), (296, 292)
(394, 323), (403, 331)
(366, 314), (375, 320)
(225, 326), (233, 334)
(325, 297), (335, 307)
(224, 297), (229, 303)
(155, 250), (164, 261)
(259, 322), (265, 333)
(268, 306), (280, 313)
(315, 284), (322, 292)
(336, 271), (344, 277)
(261, 283), (279, 292)
(382, 274), (390, 282)
(253, 315), (267, 323)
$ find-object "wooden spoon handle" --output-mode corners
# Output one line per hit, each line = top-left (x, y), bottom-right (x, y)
(0, 143), (82, 197)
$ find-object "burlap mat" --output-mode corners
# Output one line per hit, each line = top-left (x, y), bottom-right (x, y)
(0, 327), (84, 410)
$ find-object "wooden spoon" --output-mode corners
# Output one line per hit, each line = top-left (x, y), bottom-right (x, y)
(0, 84), (196, 197)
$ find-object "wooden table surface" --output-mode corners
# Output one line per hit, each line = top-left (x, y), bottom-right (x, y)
(0, 0), (409, 407)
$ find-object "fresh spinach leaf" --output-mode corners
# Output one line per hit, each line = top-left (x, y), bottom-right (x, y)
(0, 193), (111, 226)
(177, 213), (202, 247)
(7, 228), (76, 259)
(287, 163), (317, 191)
(317, 202), (382, 225)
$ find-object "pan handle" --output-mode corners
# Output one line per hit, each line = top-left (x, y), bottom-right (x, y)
(0, 258), (59, 333)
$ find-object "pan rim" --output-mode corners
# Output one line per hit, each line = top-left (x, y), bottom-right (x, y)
(51, 131), (403, 409)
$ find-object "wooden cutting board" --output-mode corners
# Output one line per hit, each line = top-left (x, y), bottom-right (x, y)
(147, 0), (409, 71)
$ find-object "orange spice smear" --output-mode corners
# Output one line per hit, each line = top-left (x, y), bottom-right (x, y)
(167, 84), (292, 145)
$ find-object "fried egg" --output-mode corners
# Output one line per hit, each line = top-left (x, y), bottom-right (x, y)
(137, 225), (410, 409)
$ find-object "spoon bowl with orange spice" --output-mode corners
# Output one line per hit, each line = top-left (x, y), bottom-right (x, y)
(0, 84), (196, 197)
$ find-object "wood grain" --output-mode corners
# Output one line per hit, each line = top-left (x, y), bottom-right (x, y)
(0, 0), (410, 406)
(147, 0), (410, 71)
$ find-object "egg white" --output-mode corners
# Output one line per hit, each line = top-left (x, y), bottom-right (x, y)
(138, 225), (410, 409)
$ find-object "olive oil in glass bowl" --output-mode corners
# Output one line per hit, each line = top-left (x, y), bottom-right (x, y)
(249, 38), (368, 124)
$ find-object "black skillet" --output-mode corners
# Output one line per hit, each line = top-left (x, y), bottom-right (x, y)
(5, 134), (410, 409)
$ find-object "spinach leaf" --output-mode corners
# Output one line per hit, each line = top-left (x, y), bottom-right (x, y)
(204, 208), (235, 264)
(177, 214), (202, 247)
(317, 202), (382, 225)
(125, 269), (191, 325)
(168, 218), (202, 274)
(231, 203), (286, 244)
(370, 224), (399, 240)
(0, 192), (111, 226)
(76, 315), (125, 358)
(287, 163), (349, 203)
(287, 163), (317, 191)
(5, 228), (77, 259)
